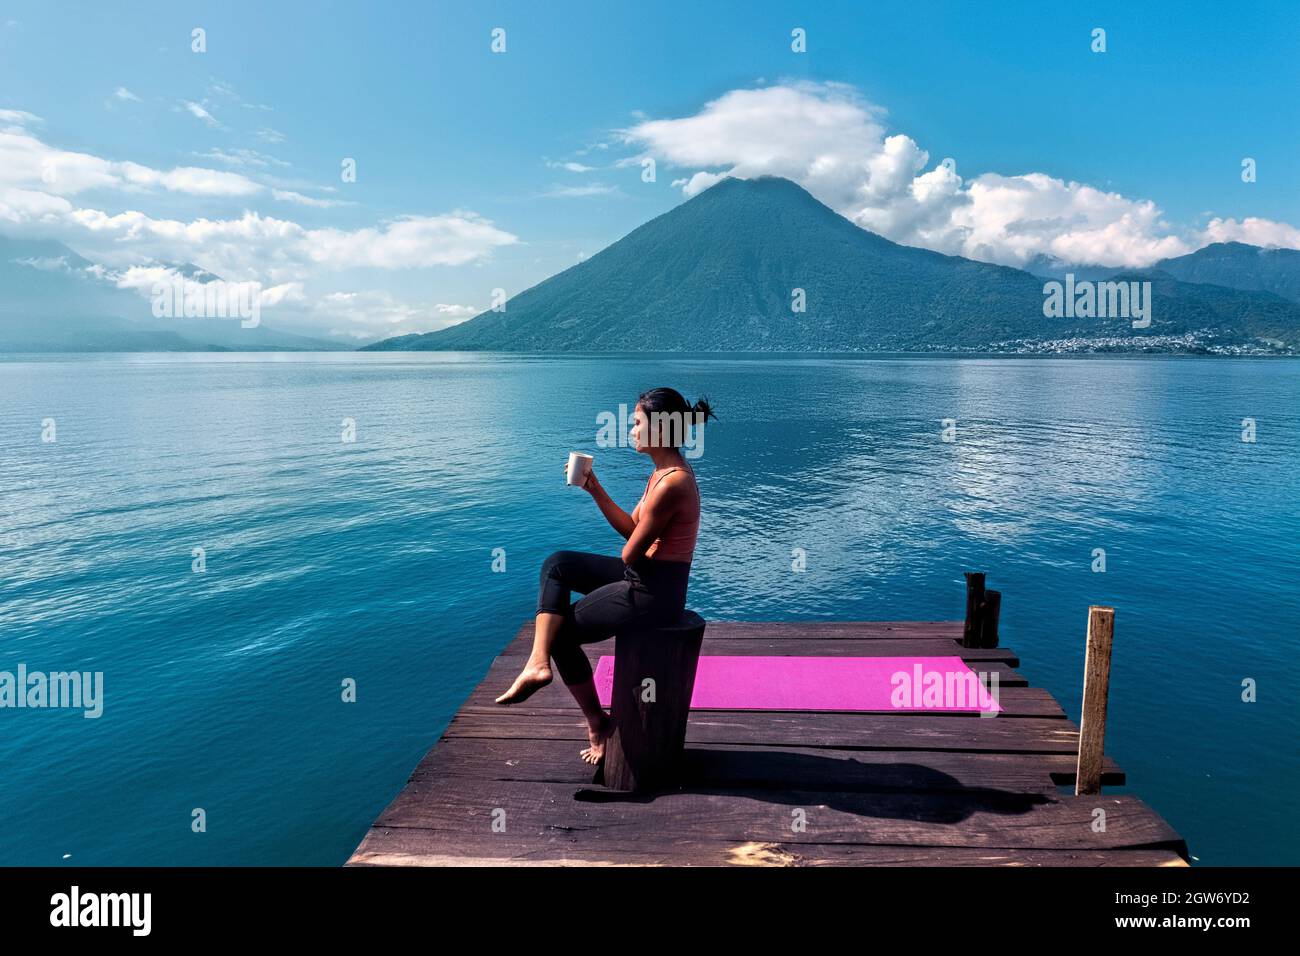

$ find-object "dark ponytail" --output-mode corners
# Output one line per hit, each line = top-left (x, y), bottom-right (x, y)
(636, 386), (718, 447)
(691, 395), (717, 424)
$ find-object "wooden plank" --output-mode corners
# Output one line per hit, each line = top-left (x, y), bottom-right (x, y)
(349, 827), (1187, 867)
(443, 709), (1093, 754)
(657, 620), (967, 639)
(506, 620), (968, 641)
(369, 777), (1187, 854)
(405, 737), (1127, 791)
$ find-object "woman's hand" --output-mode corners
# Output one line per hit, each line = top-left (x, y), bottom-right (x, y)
(561, 461), (598, 493)
(565, 461), (634, 539)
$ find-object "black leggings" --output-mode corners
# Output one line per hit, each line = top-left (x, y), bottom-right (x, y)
(536, 549), (691, 685)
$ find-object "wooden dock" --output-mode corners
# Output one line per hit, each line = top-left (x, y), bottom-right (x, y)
(347, 619), (1189, 866)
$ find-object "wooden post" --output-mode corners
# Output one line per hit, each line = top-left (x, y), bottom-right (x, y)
(1075, 605), (1115, 796)
(598, 611), (706, 793)
(962, 572), (985, 648)
(980, 589), (1001, 649)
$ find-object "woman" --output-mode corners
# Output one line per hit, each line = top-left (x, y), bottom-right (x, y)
(495, 387), (716, 766)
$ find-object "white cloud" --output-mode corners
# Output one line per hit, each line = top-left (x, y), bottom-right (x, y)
(272, 188), (347, 208)
(0, 108), (42, 128)
(1199, 216), (1300, 250)
(0, 187), (71, 222)
(623, 81), (1300, 267)
(0, 126), (264, 197)
(111, 263), (305, 309)
(0, 107), (519, 340)
(113, 87), (141, 102)
(199, 147), (289, 170)
(12, 255), (68, 271)
(0, 121), (357, 215)
(942, 172), (1192, 268)
(677, 171), (724, 197)
(541, 183), (620, 198)
(3, 196), (517, 286)
(312, 290), (481, 339)
(182, 101), (223, 129)
(207, 79), (273, 112)
(546, 160), (596, 173)
(140, 165), (263, 196)
(303, 213), (518, 268)
(433, 302), (479, 318)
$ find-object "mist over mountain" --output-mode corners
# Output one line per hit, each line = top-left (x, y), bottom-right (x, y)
(366, 177), (1300, 354)
(1021, 255), (1123, 283)
(0, 236), (343, 352)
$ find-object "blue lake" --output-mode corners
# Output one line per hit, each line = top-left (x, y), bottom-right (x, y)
(1, 353), (1297, 865)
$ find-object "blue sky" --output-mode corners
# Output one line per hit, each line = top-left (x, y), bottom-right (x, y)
(3, 0), (1298, 341)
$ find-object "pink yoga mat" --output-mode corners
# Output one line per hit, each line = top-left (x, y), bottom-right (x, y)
(593, 655), (1002, 713)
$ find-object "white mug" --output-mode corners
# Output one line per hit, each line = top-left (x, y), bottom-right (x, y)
(566, 452), (593, 487)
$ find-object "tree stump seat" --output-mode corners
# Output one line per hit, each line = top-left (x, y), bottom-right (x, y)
(594, 610), (706, 793)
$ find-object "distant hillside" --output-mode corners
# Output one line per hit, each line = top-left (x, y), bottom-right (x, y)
(365, 177), (1300, 354)
(1151, 242), (1300, 304)
(0, 236), (344, 352)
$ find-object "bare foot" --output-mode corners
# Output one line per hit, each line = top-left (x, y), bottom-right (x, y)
(494, 662), (552, 704)
(580, 712), (612, 764)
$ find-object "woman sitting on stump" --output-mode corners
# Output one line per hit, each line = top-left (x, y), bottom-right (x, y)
(495, 386), (715, 766)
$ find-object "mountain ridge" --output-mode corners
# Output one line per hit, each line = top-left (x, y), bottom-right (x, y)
(366, 177), (1300, 355)
(1149, 241), (1300, 305)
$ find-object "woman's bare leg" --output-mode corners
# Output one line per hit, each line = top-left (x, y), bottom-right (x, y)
(494, 611), (560, 704)
(494, 613), (612, 761)
(565, 677), (613, 764)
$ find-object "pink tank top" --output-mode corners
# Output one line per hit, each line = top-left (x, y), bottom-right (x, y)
(638, 465), (700, 562)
